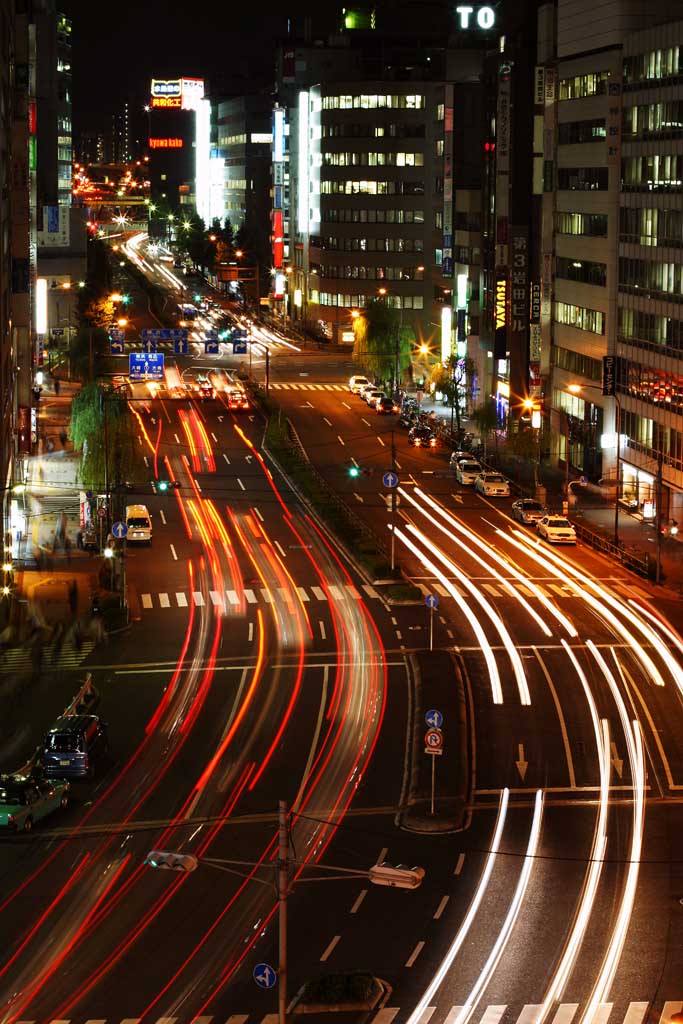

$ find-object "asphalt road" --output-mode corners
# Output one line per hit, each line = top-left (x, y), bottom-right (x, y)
(1, 238), (681, 1024)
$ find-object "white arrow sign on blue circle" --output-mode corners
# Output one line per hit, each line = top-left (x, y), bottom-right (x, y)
(111, 521), (127, 539)
(425, 709), (443, 729)
(425, 593), (439, 609)
(253, 963), (276, 990)
(383, 471), (399, 488)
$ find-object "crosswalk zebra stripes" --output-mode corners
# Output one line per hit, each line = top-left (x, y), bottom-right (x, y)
(268, 382), (347, 391)
(137, 579), (590, 612)
(0, 639), (95, 673)
(12, 999), (683, 1024)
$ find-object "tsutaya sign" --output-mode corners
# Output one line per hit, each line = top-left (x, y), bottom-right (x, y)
(455, 5), (496, 28)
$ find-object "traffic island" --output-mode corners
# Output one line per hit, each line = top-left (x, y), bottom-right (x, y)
(288, 973), (392, 1015)
(398, 649), (472, 833)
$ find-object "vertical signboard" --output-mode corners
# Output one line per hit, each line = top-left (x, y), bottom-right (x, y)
(510, 226), (529, 402)
(494, 271), (508, 360)
(602, 355), (617, 395)
(606, 76), (623, 167)
(495, 64), (511, 268)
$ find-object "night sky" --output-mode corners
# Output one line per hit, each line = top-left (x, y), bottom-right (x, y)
(63, 1), (337, 142)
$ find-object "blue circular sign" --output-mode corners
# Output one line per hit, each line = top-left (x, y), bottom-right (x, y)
(425, 593), (439, 609)
(253, 963), (276, 990)
(111, 521), (128, 539)
(383, 471), (399, 488)
(425, 709), (443, 729)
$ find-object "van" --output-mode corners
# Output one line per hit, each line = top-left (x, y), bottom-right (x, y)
(41, 715), (108, 779)
(125, 504), (152, 544)
(349, 374), (370, 394)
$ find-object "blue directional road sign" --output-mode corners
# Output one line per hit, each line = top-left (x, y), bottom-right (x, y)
(425, 593), (440, 609)
(205, 340), (219, 354)
(233, 329), (248, 342)
(142, 338), (157, 353)
(425, 709), (443, 730)
(233, 340), (247, 354)
(129, 351), (165, 381)
(174, 337), (189, 355)
(110, 339), (125, 355)
(383, 471), (399, 488)
(111, 521), (128, 540)
(253, 963), (276, 990)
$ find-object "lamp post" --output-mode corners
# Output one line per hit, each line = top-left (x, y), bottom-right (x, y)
(567, 384), (621, 547)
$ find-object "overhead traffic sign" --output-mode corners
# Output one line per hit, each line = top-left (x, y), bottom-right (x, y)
(110, 339), (125, 355)
(129, 351), (165, 381)
(383, 471), (399, 488)
(425, 709), (443, 730)
(253, 963), (276, 990)
(233, 340), (247, 354)
(425, 593), (440, 609)
(111, 521), (128, 539)
(174, 337), (189, 355)
(233, 329), (248, 341)
(204, 340), (219, 354)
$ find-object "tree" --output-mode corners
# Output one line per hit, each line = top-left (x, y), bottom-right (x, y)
(352, 298), (414, 389)
(428, 355), (475, 436)
(68, 327), (109, 381)
(471, 398), (500, 460)
(509, 425), (541, 486)
(70, 383), (140, 493)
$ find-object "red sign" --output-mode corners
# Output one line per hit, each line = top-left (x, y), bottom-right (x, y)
(150, 96), (182, 109)
(149, 138), (183, 149)
(272, 210), (284, 269)
(17, 406), (30, 454)
(28, 100), (37, 134)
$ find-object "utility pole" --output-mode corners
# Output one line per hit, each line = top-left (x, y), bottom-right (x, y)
(613, 395), (621, 548)
(265, 346), (270, 397)
(278, 799), (289, 1024)
(391, 429), (397, 572)
(656, 451), (663, 585)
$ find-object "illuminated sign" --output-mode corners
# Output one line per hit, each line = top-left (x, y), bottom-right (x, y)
(297, 92), (309, 233)
(274, 272), (285, 299)
(151, 96), (181, 109)
(181, 77), (205, 111)
(455, 5), (495, 29)
(273, 108), (285, 162)
(36, 278), (48, 335)
(495, 276), (507, 331)
(149, 138), (183, 149)
(273, 210), (284, 269)
(151, 79), (181, 97)
(441, 306), (452, 362)
(494, 272), (507, 359)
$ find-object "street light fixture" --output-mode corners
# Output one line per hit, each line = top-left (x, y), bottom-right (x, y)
(567, 383), (621, 547)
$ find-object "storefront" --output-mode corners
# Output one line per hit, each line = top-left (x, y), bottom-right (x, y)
(621, 461), (656, 519)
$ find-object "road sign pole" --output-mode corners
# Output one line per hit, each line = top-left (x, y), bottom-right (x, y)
(278, 799), (288, 1024)
(391, 429), (396, 572)
(431, 754), (436, 816)
(429, 603), (434, 651)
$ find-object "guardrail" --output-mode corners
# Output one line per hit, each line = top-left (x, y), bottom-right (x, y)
(570, 519), (650, 577)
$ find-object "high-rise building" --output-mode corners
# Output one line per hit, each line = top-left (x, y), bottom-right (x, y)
(537, 0), (683, 522)
(112, 101), (130, 164)
(1, 0), (16, 520)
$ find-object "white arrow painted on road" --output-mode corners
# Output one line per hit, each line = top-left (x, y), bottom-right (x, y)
(516, 743), (528, 781)
(452, 493), (463, 504)
(244, 454), (253, 463)
(217, 415), (224, 422)
(611, 742), (624, 778)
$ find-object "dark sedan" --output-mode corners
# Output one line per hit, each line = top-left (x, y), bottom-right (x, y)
(377, 396), (399, 415)
(408, 425), (437, 448)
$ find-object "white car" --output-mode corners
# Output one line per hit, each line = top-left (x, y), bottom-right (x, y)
(536, 516), (577, 544)
(365, 389), (384, 406)
(475, 472), (510, 497)
(456, 460), (482, 485)
(349, 375), (370, 394)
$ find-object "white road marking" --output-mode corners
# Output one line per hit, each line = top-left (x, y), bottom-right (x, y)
(192, 592), (205, 606)
(345, 584), (361, 598)
(454, 852), (465, 875)
(415, 1009), (437, 1024)
(223, 453), (231, 465)
(141, 594), (152, 609)
(590, 1006), (613, 1024)
(170, 544), (178, 561)
(159, 509), (167, 525)
(342, 401), (351, 409)
(363, 584), (380, 598)
(434, 895), (450, 920)
(226, 1016), (250, 1024)
(176, 592), (188, 607)
(395, 460), (402, 470)
(378, 436), (386, 446)
(660, 1005), (683, 1024)
(226, 590), (240, 606)
(362, 418), (371, 427)
(211, 432), (218, 442)
(479, 1007), (507, 1024)
(244, 589), (257, 604)
(324, 417), (332, 426)
(274, 540), (287, 557)
(297, 587), (310, 602)
(515, 1006), (542, 1024)
(373, 1011), (399, 1024)
(144, 456), (149, 468)
(253, 506), (264, 522)
(378, 846), (388, 863)
(209, 591), (222, 606)
(550, 1007), (578, 1024)
(248, 621), (254, 642)
(405, 941), (425, 967)
(320, 934), (341, 961)
(337, 434), (345, 446)
(159, 593), (170, 608)
(319, 620), (327, 640)
(261, 589), (272, 603)
(312, 586), (326, 601)
(174, 433), (181, 443)
(350, 889), (368, 914)
(354, 492), (364, 503)
(443, 1009), (466, 1024)
(237, 478), (246, 490)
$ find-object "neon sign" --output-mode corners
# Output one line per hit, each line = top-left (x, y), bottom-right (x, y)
(151, 79), (181, 97)
(151, 96), (181, 109)
(495, 277), (507, 330)
(149, 138), (183, 149)
(455, 5), (495, 29)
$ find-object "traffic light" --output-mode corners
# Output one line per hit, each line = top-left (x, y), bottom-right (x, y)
(121, 293), (131, 305)
(156, 480), (180, 492)
(145, 850), (198, 873)
(347, 464), (373, 478)
(348, 465), (360, 478)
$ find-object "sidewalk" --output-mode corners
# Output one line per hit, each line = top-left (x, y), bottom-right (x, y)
(408, 390), (683, 591)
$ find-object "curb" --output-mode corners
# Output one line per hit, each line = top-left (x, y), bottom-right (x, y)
(288, 977), (392, 1015)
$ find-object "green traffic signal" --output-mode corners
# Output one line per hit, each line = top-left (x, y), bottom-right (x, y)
(121, 293), (131, 305)
(158, 481), (168, 492)
(348, 465), (360, 478)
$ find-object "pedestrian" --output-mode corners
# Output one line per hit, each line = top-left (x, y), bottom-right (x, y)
(53, 377), (60, 396)
(46, 438), (54, 453)
(64, 535), (72, 565)
(59, 429), (67, 447)
(68, 578), (78, 617)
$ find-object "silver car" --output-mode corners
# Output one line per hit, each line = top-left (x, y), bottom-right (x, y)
(456, 461), (483, 485)
(475, 472), (511, 497)
(511, 499), (547, 524)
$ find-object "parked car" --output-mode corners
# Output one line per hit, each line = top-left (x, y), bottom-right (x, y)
(365, 389), (385, 407)
(349, 375), (371, 394)
(41, 714), (109, 780)
(475, 472), (510, 497)
(449, 450), (472, 471)
(377, 396), (399, 415)
(0, 774), (70, 832)
(456, 460), (483, 485)
(536, 516), (577, 544)
(408, 425), (437, 448)
(511, 499), (547, 524)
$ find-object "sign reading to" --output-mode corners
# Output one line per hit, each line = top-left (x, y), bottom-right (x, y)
(455, 5), (495, 28)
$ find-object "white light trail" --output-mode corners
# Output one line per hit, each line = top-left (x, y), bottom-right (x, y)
(405, 790), (510, 1024)
(404, 522), (531, 705)
(452, 789), (544, 1024)
(394, 524), (503, 703)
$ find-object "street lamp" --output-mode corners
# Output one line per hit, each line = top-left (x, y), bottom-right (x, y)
(567, 383), (621, 547)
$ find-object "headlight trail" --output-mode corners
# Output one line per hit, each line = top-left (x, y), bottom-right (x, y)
(452, 789), (544, 1024)
(394, 523), (503, 704)
(410, 487), (577, 637)
(498, 528), (668, 689)
(579, 642), (646, 1020)
(536, 640), (611, 1016)
(405, 790), (510, 1024)
(401, 487), (553, 638)
(404, 522), (530, 704)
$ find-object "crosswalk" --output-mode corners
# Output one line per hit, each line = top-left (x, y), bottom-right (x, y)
(0, 639), (95, 673)
(14, 1001), (683, 1024)
(268, 382), (346, 391)
(138, 579), (588, 612)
